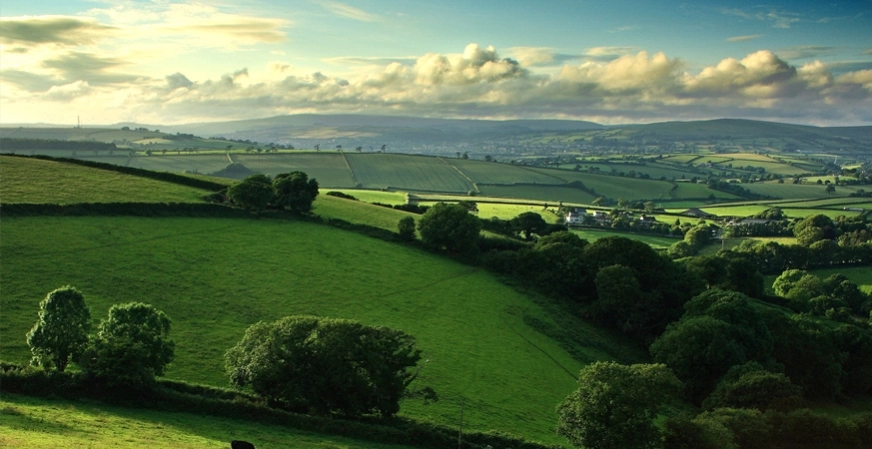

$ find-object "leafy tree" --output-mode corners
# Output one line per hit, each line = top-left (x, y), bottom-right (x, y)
(225, 316), (424, 417)
(80, 302), (175, 388)
(227, 174), (273, 213)
(702, 363), (802, 411)
(417, 202), (482, 255)
(557, 362), (682, 449)
(593, 265), (642, 331)
(653, 290), (775, 402)
(26, 286), (91, 372)
(273, 171), (319, 213)
(509, 211), (548, 240)
(397, 216), (416, 241)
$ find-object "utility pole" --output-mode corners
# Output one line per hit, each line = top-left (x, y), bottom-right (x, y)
(457, 397), (465, 449)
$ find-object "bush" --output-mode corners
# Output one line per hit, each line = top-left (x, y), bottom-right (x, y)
(225, 316), (425, 417)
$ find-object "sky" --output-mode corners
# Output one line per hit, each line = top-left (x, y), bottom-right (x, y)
(1, 0), (871, 126)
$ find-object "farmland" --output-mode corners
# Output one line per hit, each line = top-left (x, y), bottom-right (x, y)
(0, 156), (210, 204)
(0, 394), (412, 449)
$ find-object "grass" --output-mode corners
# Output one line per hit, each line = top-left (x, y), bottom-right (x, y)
(313, 195), (415, 231)
(742, 183), (861, 199)
(128, 155), (235, 177)
(346, 154), (473, 192)
(0, 393), (415, 449)
(0, 156), (210, 204)
(0, 215), (640, 444)
(805, 266), (872, 294)
(323, 189), (408, 205)
(475, 203), (562, 221)
(476, 185), (596, 203)
(569, 228), (681, 249)
(236, 153), (357, 187)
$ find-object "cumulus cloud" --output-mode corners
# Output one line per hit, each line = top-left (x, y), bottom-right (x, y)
(726, 34), (764, 43)
(506, 47), (557, 67)
(3, 43), (872, 125)
(583, 47), (639, 62)
(0, 16), (118, 46)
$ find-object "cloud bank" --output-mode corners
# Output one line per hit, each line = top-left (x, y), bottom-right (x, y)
(1, 11), (870, 126)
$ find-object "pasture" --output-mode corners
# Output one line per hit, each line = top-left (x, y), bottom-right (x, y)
(1, 215), (639, 444)
(346, 154), (473, 192)
(569, 228), (680, 249)
(0, 394), (412, 449)
(0, 156), (210, 204)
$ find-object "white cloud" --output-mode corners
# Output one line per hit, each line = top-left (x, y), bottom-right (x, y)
(726, 35), (764, 43)
(320, 1), (380, 22)
(3, 44), (871, 125)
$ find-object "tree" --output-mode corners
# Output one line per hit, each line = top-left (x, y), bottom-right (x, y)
(272, 171), (319, 213)
(225, 316), (424, 417)
(509, 212), (548, 240)
(227, 174), (273, 213)
(702, 363), (802, 412)
(26, 286), (91, 372)
(557, 362), (682, 449)
(80, 302), (175, 388)
(397, 216), (416, 241)
(417, 202), (482, 255)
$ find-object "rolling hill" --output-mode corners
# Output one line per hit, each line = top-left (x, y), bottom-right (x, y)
(0, 159), (643, 445)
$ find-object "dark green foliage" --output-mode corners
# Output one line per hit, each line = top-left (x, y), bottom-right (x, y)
(417, 202), (482, 256)
(703, 363), (802, 411)
(652, 290), (774, 403)
(682, 256), (728, 289)
(227, 174), (274, 213)
(80, 302), (175, 388)
(225, 316), (423, 417)
(768, 409), (861, 448)
(26, 286), (91, 372)
(556, 362), (682, 449)
(273, 171), (319, 213)
(720, 257), (765, 298)
(592, 265), (642, 332)
(397, 216), (416, 241)
(697, 408), (772, 449)
(324, 191), (358, 200)
(761, 312), (844, 401)
(582, 236), (702, 339)
(510, 212), (548, 240)
(793, 214), (836, 246)
(663, 414), (735, 449)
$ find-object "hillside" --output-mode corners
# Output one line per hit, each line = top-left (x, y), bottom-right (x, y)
(0, 161), (645, 444)
(0, 156), (212, 204)
(1, 393), (415, 449)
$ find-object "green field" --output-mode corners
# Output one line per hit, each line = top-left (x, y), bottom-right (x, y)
(477, 184), (597, 203)
(237, 153), (357, 186)
(0, 156), (210, 204)
(569, 228), (681, 249)
(0, 394), (412, 449)
(346, 154), (473, 192)
(128, 154), (234, 176)
(323, 189), (408, 205)
(742, 183), (862, 199)
(313, 195), (415, 231)
(446, 159), (559, 185)
(1, 214), (639, 444)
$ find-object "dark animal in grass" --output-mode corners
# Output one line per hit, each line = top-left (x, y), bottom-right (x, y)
(231, 441), (255, 449)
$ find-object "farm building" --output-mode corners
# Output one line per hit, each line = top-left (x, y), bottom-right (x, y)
(564, 208), (588, 225)
(681, 208), (717, 219)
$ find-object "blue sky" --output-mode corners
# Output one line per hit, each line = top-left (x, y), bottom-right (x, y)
(1, 0), (871, 125)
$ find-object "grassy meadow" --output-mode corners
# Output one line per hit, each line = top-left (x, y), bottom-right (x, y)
(1, 213), (641, 444)
(0, 156), (210, 204)
(0, 394), (414, 449)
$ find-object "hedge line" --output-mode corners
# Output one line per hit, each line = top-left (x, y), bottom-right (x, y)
(0, 202), (250, 218)
(2, 154), (227, 191)
(0, 363), (557, 449)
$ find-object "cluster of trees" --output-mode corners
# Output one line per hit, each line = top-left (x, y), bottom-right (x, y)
(26, 286), (174, 389)
(226, 171), (319, 214)
(225, 316), (430, 417)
